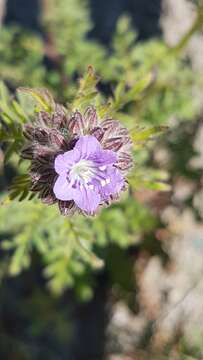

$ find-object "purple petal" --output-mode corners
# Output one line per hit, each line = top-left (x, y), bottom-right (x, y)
(54, 149), (80, 175)
(75, 135), (102, 159)
(89, 149), (117, 166)
(98, 166), (124, 200)
(54, 174), (101, 213)
(53, 175), (73, 201)
(72, 185), (101, 214)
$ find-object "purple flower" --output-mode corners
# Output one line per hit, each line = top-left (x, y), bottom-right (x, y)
(21, 104), (133, 216)
(53, 135), (124, 214)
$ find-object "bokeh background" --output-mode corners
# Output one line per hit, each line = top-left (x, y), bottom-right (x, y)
(1, 0), (203, 359)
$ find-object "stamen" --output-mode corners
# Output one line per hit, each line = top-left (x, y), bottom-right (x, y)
(69, 158), (110, 190)
(101, 180), (106, 187)
(93, 170), (107, 182)
(99, 165), (106, 171)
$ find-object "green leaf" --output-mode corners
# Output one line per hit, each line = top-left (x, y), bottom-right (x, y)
(72, 66), (99, 110)
(0, 81), (22, 124)
(96, 102), (112, 118)
(18, 87), (55, 113)
(128, 168), (171, 192)
(12, 100), (27, 123)
(131, 125), (169, 146)
(75, 237), (104, 269)
(0, 81), (10, 105)
(111, 72), (155, 113)
(124, 72), (154, 102)
(17, 90), (36, 117)
(78, 66), (99, 95)
(9, 174), (32, 201)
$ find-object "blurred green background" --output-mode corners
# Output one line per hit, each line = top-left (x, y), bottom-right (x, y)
(1, 0), (203, 359)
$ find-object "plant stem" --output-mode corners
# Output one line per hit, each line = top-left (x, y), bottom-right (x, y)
(132, 4), (203, 117)
(69, 219), (104, 269)
(170, 4), (203, 55)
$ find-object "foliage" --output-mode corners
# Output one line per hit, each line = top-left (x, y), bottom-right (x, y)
(0, 0), (203, 298)
(0, 1), (202, 123)
(0, 195), (155, 298)
(0, 26), (45, 87)
(0, 66), (159, 296)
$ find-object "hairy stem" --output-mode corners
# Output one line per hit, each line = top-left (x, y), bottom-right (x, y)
(170, 3), (203, 55)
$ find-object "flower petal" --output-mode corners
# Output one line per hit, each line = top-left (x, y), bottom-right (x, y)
(75, 135), (102, 159)
(99, 166), (124, 200)
(72, 185), (101, 214)
(54, 149), (80, 175)
(89, 149), (117, 165)
(53, 175), (73, 201)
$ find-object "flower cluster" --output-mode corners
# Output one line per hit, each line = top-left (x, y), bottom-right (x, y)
(22, 105), (133, 215)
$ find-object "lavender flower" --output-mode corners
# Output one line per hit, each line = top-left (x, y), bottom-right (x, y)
(22, 105), (133, 216)
(53, 135), (124, 214)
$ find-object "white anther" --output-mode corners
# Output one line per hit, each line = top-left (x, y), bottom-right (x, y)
(99, 166), (106, 171)
(100, 179), (106, 187)
(106, 178), (110, 184)
(89, 184), (94, 190)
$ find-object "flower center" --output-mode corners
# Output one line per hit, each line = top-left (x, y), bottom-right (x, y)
(70, 159), (96, 184)
(69, 159), (109, 189)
